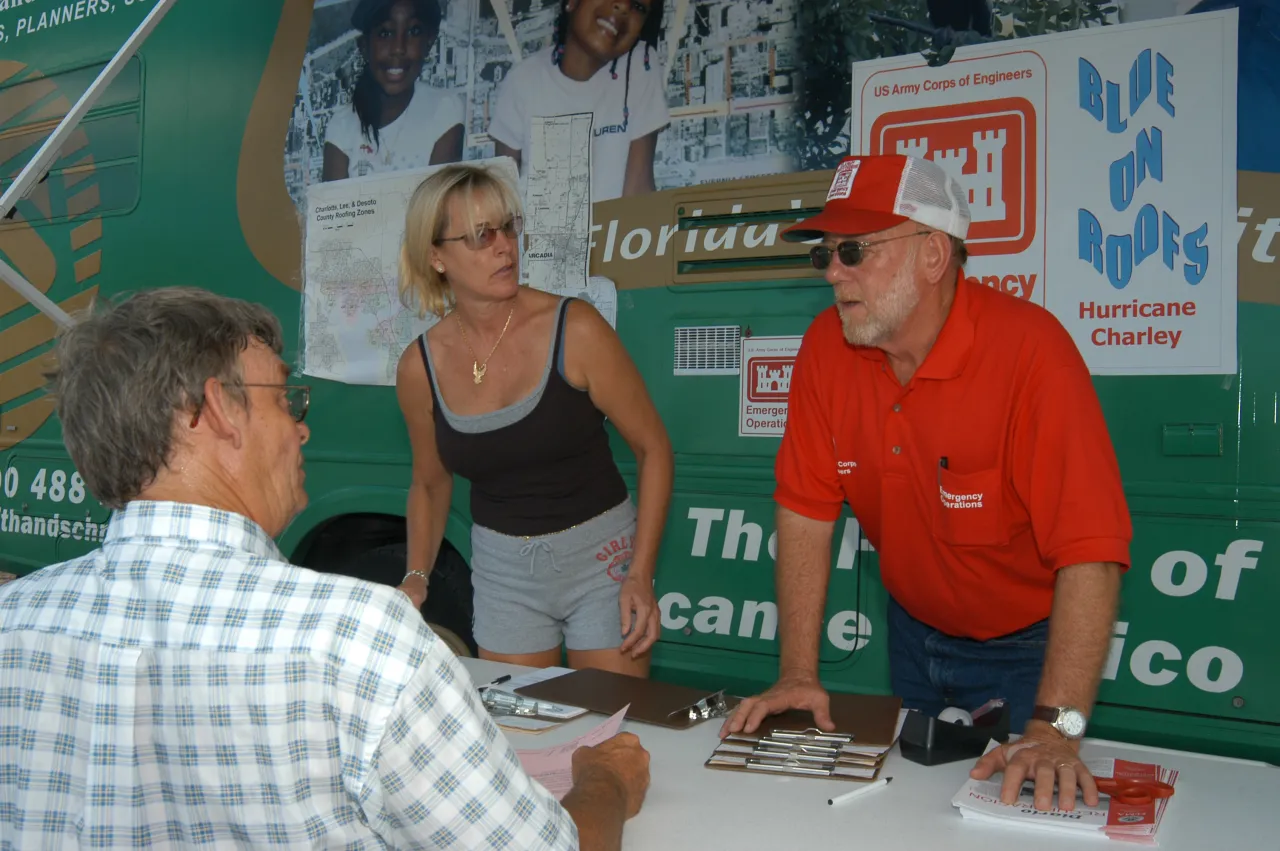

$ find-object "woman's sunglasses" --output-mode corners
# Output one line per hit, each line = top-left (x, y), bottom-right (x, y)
(809, 230), (931, 270)
(435, 215), (523, 251)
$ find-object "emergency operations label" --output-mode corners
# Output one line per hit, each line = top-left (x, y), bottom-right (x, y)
(739, 336), (801, 438)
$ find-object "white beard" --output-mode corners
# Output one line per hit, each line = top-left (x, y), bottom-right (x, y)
(839, 246), (920, 347)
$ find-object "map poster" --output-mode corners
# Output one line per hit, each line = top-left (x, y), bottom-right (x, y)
(739, 336), (801, 438)
(522, 113), (593, 297)
(851, 11), (1238, 376)
(301, 157), (519, 386)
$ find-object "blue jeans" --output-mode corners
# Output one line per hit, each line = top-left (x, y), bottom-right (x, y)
(886, 596), (1048, 730)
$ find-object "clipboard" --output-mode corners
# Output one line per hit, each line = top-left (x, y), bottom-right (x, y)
(514, 667), (738, 729)
(756, 692), (902, 747)
(705, 745), (886, 783)
(703, 692), (902, 782)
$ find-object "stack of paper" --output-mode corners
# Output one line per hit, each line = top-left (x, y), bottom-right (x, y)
(952, 748), (1179, 845)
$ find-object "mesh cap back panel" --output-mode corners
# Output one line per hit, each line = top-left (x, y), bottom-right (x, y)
(894, 157), (971, 238)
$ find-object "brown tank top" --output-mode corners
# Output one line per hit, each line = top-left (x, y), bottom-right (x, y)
(419, 297), (629, 537)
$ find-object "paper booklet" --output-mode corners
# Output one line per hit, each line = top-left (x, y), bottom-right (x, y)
(952, 742), (1179, 845)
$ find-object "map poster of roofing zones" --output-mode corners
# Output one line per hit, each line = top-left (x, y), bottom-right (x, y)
(851, 10), (1238, 376)
(301, 157), (519, 386)
(739, 336), (801, 438)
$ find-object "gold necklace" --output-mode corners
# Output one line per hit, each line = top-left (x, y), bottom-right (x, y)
(457, 306), (515, 385)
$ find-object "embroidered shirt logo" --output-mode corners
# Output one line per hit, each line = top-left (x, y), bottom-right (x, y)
(939, 485), (984, 509)
(837, 460), (857, 476)
(597, 534), (634, 582)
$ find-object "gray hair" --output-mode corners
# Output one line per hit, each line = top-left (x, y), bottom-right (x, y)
(45, 287), (284, 509)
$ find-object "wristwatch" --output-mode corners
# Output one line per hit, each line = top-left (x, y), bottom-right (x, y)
(1031, 705), (1088, 740)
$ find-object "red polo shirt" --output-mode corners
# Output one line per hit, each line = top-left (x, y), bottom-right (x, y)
(774, 275), (1132, 640)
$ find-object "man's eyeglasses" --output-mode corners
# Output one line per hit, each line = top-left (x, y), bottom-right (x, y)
(244, 384), (311, 422)
(189, 383), (311, 428)
(809, 230), (931, 270)
(435, 215), (523, 250)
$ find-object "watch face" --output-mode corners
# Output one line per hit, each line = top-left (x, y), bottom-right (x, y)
(1059, 709), (1087, 738)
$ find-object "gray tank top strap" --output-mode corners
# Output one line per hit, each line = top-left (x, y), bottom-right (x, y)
(419, 298), (565, 434)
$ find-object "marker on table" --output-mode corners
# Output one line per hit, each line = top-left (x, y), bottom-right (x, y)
(479, 674), (512, 691)
(828, 776), (892, 806)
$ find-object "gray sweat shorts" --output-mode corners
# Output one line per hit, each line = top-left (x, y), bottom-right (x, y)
(470, 499), (637, 654)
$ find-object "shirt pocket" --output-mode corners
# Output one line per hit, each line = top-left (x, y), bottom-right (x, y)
(933, 465), (1007, 546)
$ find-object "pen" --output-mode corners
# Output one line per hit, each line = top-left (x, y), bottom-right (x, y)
(828, 776), (892, 806)
(479, 674), (512, 691)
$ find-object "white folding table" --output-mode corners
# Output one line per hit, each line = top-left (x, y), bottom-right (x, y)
(460, 657), (1280, 850)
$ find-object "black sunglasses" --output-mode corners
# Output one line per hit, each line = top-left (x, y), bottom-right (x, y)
(435, 215), (523, 250)
(809, 230), (932, 270)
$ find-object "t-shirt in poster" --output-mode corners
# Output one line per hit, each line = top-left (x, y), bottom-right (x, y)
(324, 80), (465, 178)
(487, 43), (670, 204)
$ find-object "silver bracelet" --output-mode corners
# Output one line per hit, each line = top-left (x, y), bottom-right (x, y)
(403, 569), (430, 585)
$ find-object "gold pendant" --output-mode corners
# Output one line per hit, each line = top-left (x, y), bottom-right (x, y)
(473, 361), (486, 384)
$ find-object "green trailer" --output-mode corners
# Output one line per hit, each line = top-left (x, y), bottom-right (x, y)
(1, 0), (1275, 766)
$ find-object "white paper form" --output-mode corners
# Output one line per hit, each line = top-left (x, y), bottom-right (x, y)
(515, 705), (630, 800)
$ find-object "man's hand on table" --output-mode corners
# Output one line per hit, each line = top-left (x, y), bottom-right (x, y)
(718, 672), (835, 738)
(970, 721), (1099, 812)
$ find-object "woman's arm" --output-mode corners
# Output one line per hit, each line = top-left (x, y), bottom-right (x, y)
(322, 142), (350, 182)
(430, 124), (465, 165)
(564, 300), (673, 655)
(494, 141), (522, 172)
(394, 340), (454, 607)
(620, 131), (659, 196)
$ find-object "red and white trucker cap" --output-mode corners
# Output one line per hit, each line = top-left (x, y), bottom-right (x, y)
(783, 154), (971, 242)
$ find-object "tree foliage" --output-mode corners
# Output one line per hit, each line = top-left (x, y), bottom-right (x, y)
(790, 0), (1118, 171)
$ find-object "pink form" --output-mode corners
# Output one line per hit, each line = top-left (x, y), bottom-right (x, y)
(515, 704), (631, 800)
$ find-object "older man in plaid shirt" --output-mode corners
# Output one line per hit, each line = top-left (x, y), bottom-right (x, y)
(0, 288), (648, 850)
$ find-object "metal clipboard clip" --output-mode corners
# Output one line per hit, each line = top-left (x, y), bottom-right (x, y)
(481, 689), (542, 718)
(750, 746), (837, 764)
(743, 754), (837, 777)
(670, 689), (731, 723)
(754, 736), (841, 757)
(767, 727), (853, 745)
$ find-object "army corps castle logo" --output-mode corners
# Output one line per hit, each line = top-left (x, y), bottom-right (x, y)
(746, 357), (793, 403)
(870, 97), (1039, 256)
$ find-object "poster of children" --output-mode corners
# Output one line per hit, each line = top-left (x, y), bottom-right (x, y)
(282, 0), (802, 210)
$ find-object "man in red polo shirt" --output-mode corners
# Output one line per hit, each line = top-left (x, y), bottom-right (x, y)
(720, 154), (1132, 812)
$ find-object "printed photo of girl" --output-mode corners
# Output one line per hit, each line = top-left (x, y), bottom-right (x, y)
(322, 0), (465, 181)
(487, 0), (669, 203)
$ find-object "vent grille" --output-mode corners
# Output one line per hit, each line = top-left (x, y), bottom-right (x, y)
(674, 326), (741, 375)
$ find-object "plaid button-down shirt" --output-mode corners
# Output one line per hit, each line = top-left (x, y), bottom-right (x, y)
(0, 501), (577, 849)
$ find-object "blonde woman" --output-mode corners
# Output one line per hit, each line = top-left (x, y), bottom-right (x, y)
(393, 162), (672, 676)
